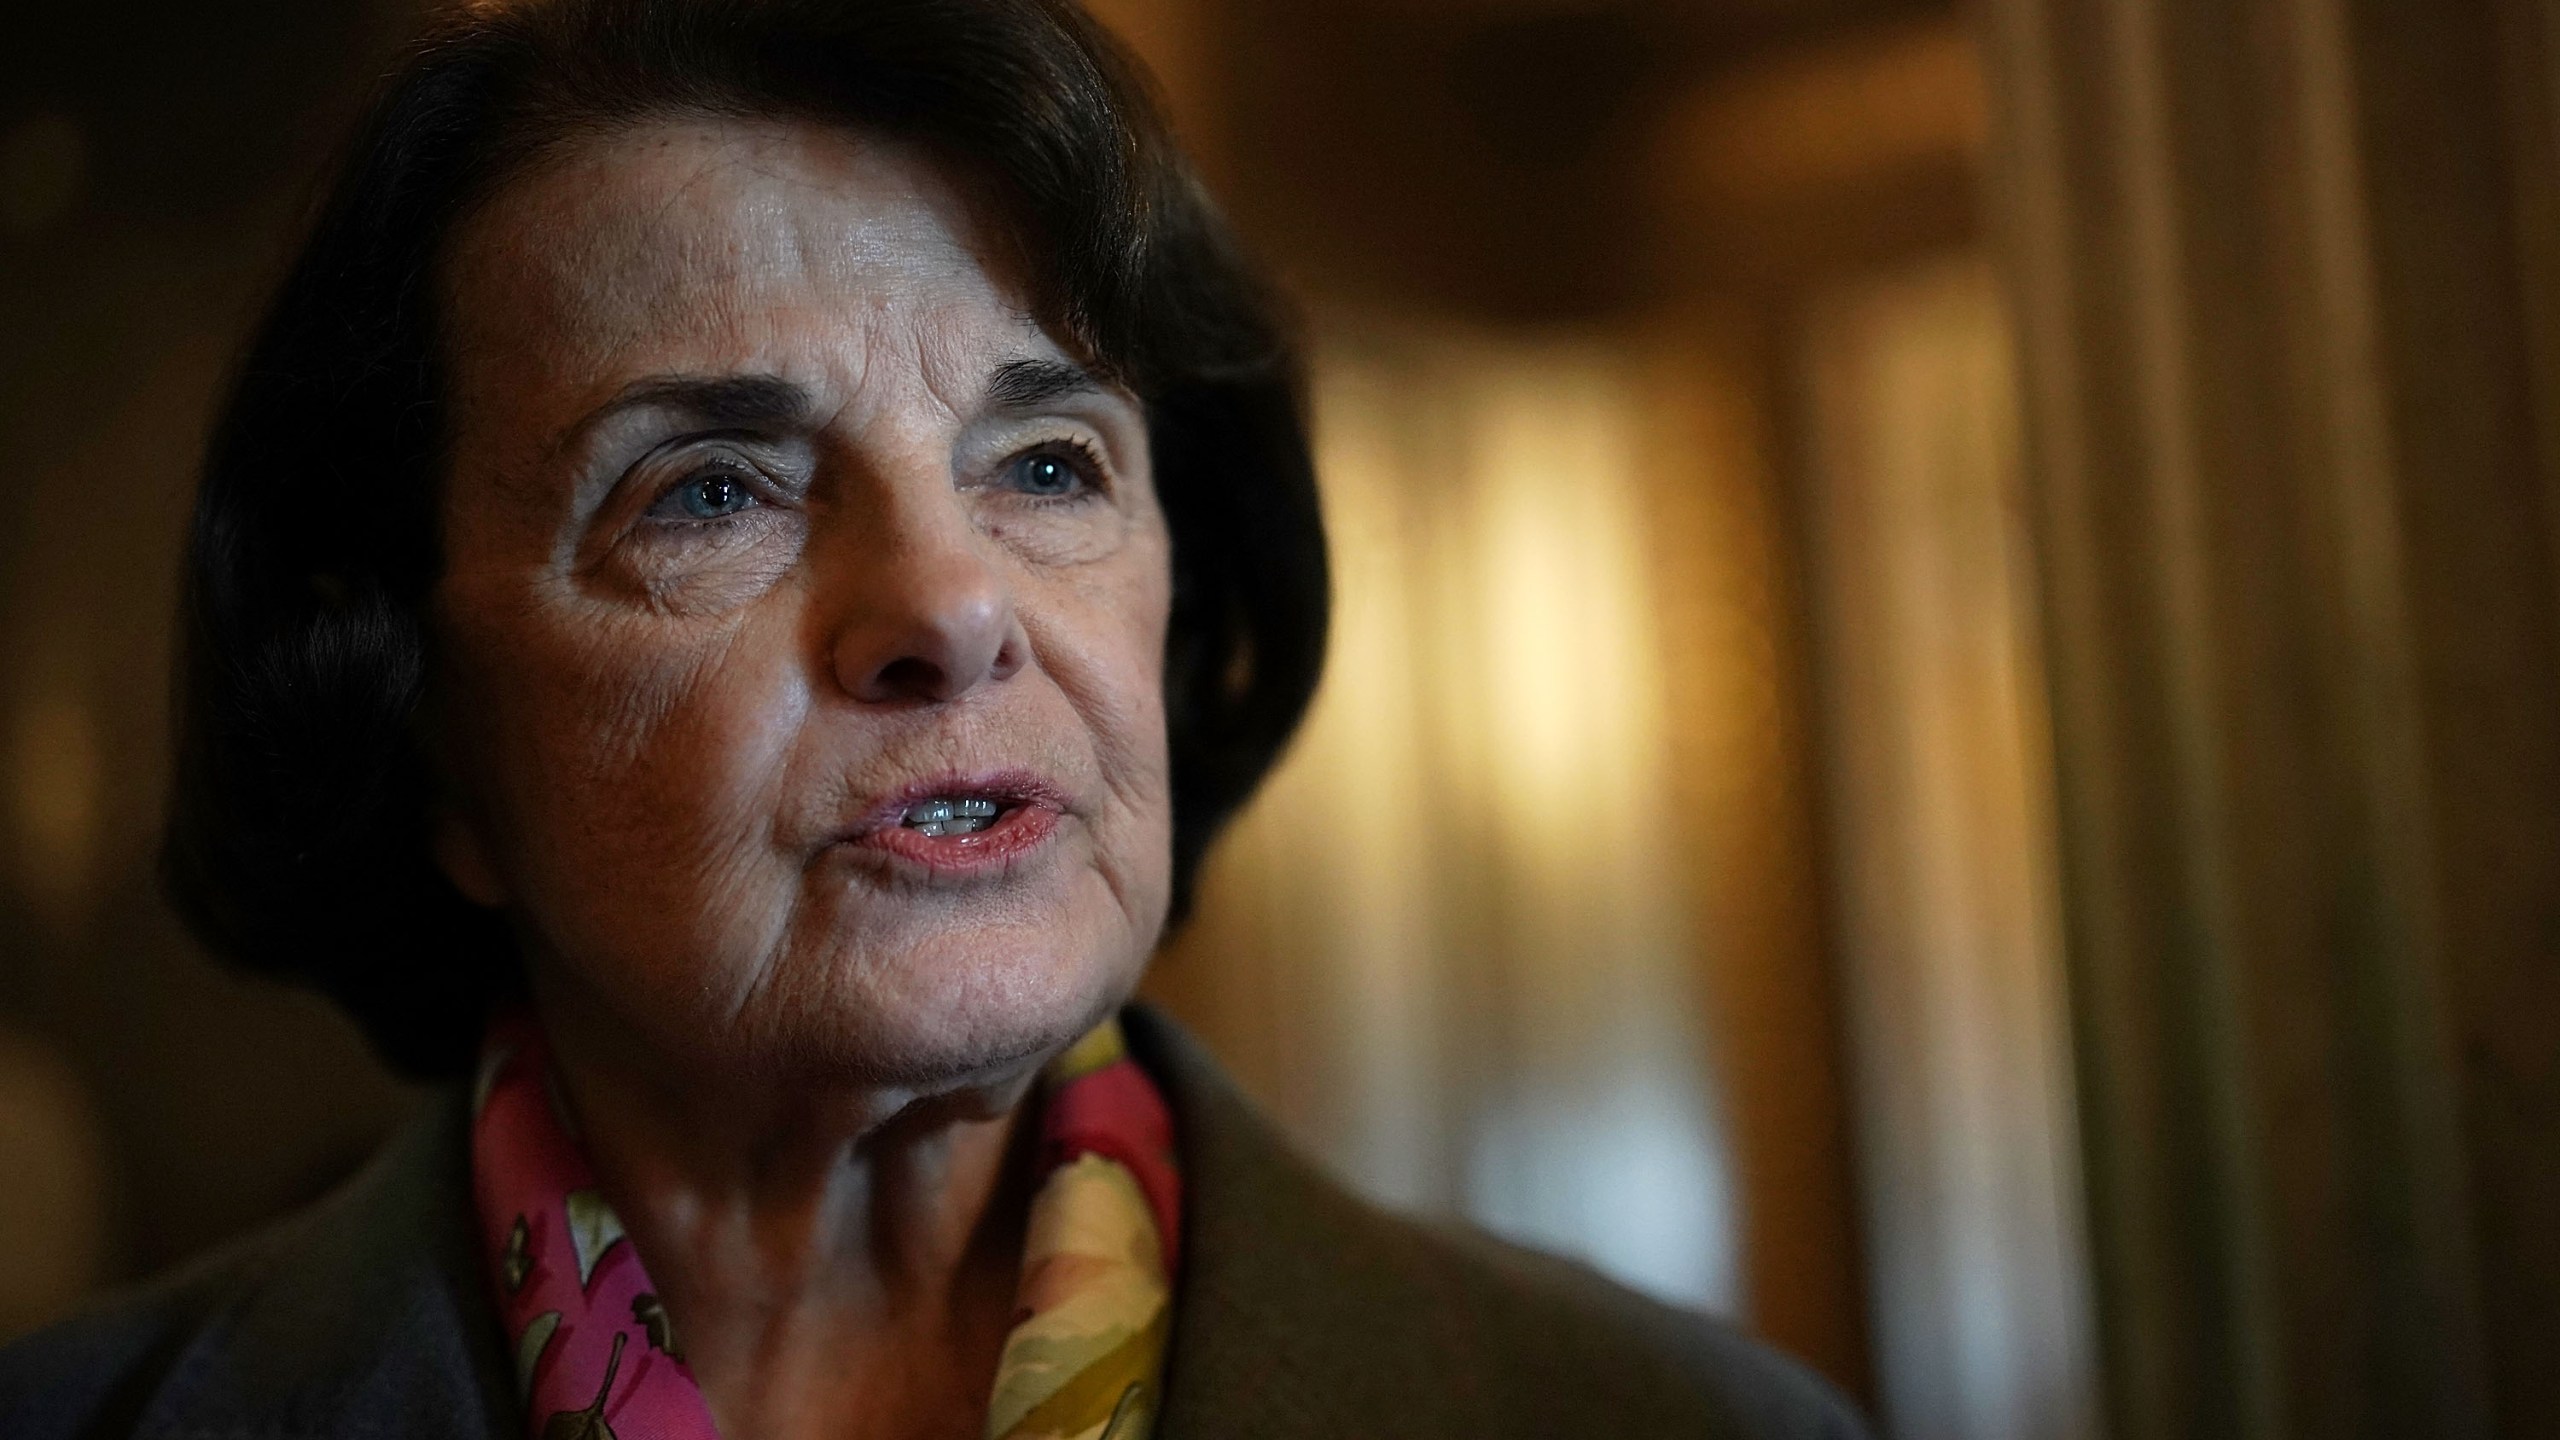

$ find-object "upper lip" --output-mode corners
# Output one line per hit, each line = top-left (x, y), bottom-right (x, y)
(840, 769), (1070, 838)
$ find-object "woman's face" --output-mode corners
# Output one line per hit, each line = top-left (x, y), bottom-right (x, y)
(431, 118), (1173, 1089)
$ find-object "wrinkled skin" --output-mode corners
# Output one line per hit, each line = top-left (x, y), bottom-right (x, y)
(426, 118), (1176, 1439)
(433, 119), (1174, 1093)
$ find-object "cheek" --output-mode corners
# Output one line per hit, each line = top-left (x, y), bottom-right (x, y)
(1035, 543), (1176, 844)
(445, 590), (810, 959)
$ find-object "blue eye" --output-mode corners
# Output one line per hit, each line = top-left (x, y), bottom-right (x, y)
(1006, 445), (1097, 498)
(663, 470), (755, 520)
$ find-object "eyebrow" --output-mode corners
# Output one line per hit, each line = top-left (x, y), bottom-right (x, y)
(591, 373), (819, 430)
(983, 357), (1109, 412)
(540, 373), (820, 478)
(550, 362), (1107, 466)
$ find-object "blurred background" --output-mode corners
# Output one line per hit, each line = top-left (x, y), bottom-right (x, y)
(3, 1), (2555, 1438)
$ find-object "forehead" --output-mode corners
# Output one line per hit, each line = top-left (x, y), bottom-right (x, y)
(439, 116), (1044, 400)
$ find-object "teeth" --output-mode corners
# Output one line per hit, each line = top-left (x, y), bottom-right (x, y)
(902, 796), (1003, 837)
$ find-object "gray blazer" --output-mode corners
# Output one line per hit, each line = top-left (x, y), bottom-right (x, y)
(0, 1007), (1868, 1439)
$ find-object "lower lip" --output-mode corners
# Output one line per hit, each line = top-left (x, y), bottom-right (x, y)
(850, 803), (1062, 873)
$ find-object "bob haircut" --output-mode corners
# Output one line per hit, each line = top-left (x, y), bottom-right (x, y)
(162, 0), (1329, 1080)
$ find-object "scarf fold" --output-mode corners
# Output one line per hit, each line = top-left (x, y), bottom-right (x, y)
(469, 1012), (1179, 1440)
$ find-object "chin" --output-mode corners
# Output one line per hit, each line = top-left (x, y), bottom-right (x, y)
(746, 918), (1146, 1090)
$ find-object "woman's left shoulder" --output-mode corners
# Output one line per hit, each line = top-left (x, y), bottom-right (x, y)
(1404, 1215), (1871, 1439)
(1162, 1156), (1871, 1440)
(1130, 1006), (1869, 1439)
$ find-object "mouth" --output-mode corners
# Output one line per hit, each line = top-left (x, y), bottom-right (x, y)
(840, 772), (1067, 874)
(896, 795), (1005, 838)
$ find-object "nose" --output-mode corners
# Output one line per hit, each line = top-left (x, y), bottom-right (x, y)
(826, 502), (1028, 705)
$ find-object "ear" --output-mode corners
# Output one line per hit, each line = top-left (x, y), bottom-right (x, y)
(431, 802), (510, 908)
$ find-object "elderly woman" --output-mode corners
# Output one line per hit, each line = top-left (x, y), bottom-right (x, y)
(1, 3), (1864, 1437)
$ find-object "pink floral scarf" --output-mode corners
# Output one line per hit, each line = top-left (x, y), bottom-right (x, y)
(470, 1013), (1179, 1440)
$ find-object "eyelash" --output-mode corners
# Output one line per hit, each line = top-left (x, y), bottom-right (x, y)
(633, 431), (1111, 531)
(644, 460), (769, 526)
(1005, 435), (1111, 502)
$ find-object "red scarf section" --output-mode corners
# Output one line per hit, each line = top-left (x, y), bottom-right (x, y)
(469, 1012), (1180, 1440)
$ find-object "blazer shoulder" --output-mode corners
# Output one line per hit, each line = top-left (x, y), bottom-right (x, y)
(1409, 1217), (1870, 1440)
(0, 1219), (298, 1440)
(1129, 1003), (1871, 1440)
(0, 1091), (508, 1440)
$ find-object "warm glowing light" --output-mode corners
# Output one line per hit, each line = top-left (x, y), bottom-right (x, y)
(1185, 326), (1736, 1310)
(1801, 257), (2094, 1440)
(11, 688), (103, 923)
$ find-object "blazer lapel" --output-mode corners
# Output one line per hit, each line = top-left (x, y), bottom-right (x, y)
(1126, 1006), (1500, 1440)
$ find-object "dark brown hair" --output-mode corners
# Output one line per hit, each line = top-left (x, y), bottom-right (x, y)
(162, 0), (1328, 1079)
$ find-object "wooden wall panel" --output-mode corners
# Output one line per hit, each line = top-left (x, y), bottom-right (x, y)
(1981, 0), (2560, 1432)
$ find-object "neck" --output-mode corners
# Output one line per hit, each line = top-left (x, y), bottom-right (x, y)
(535, 996), (1045, 1440)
